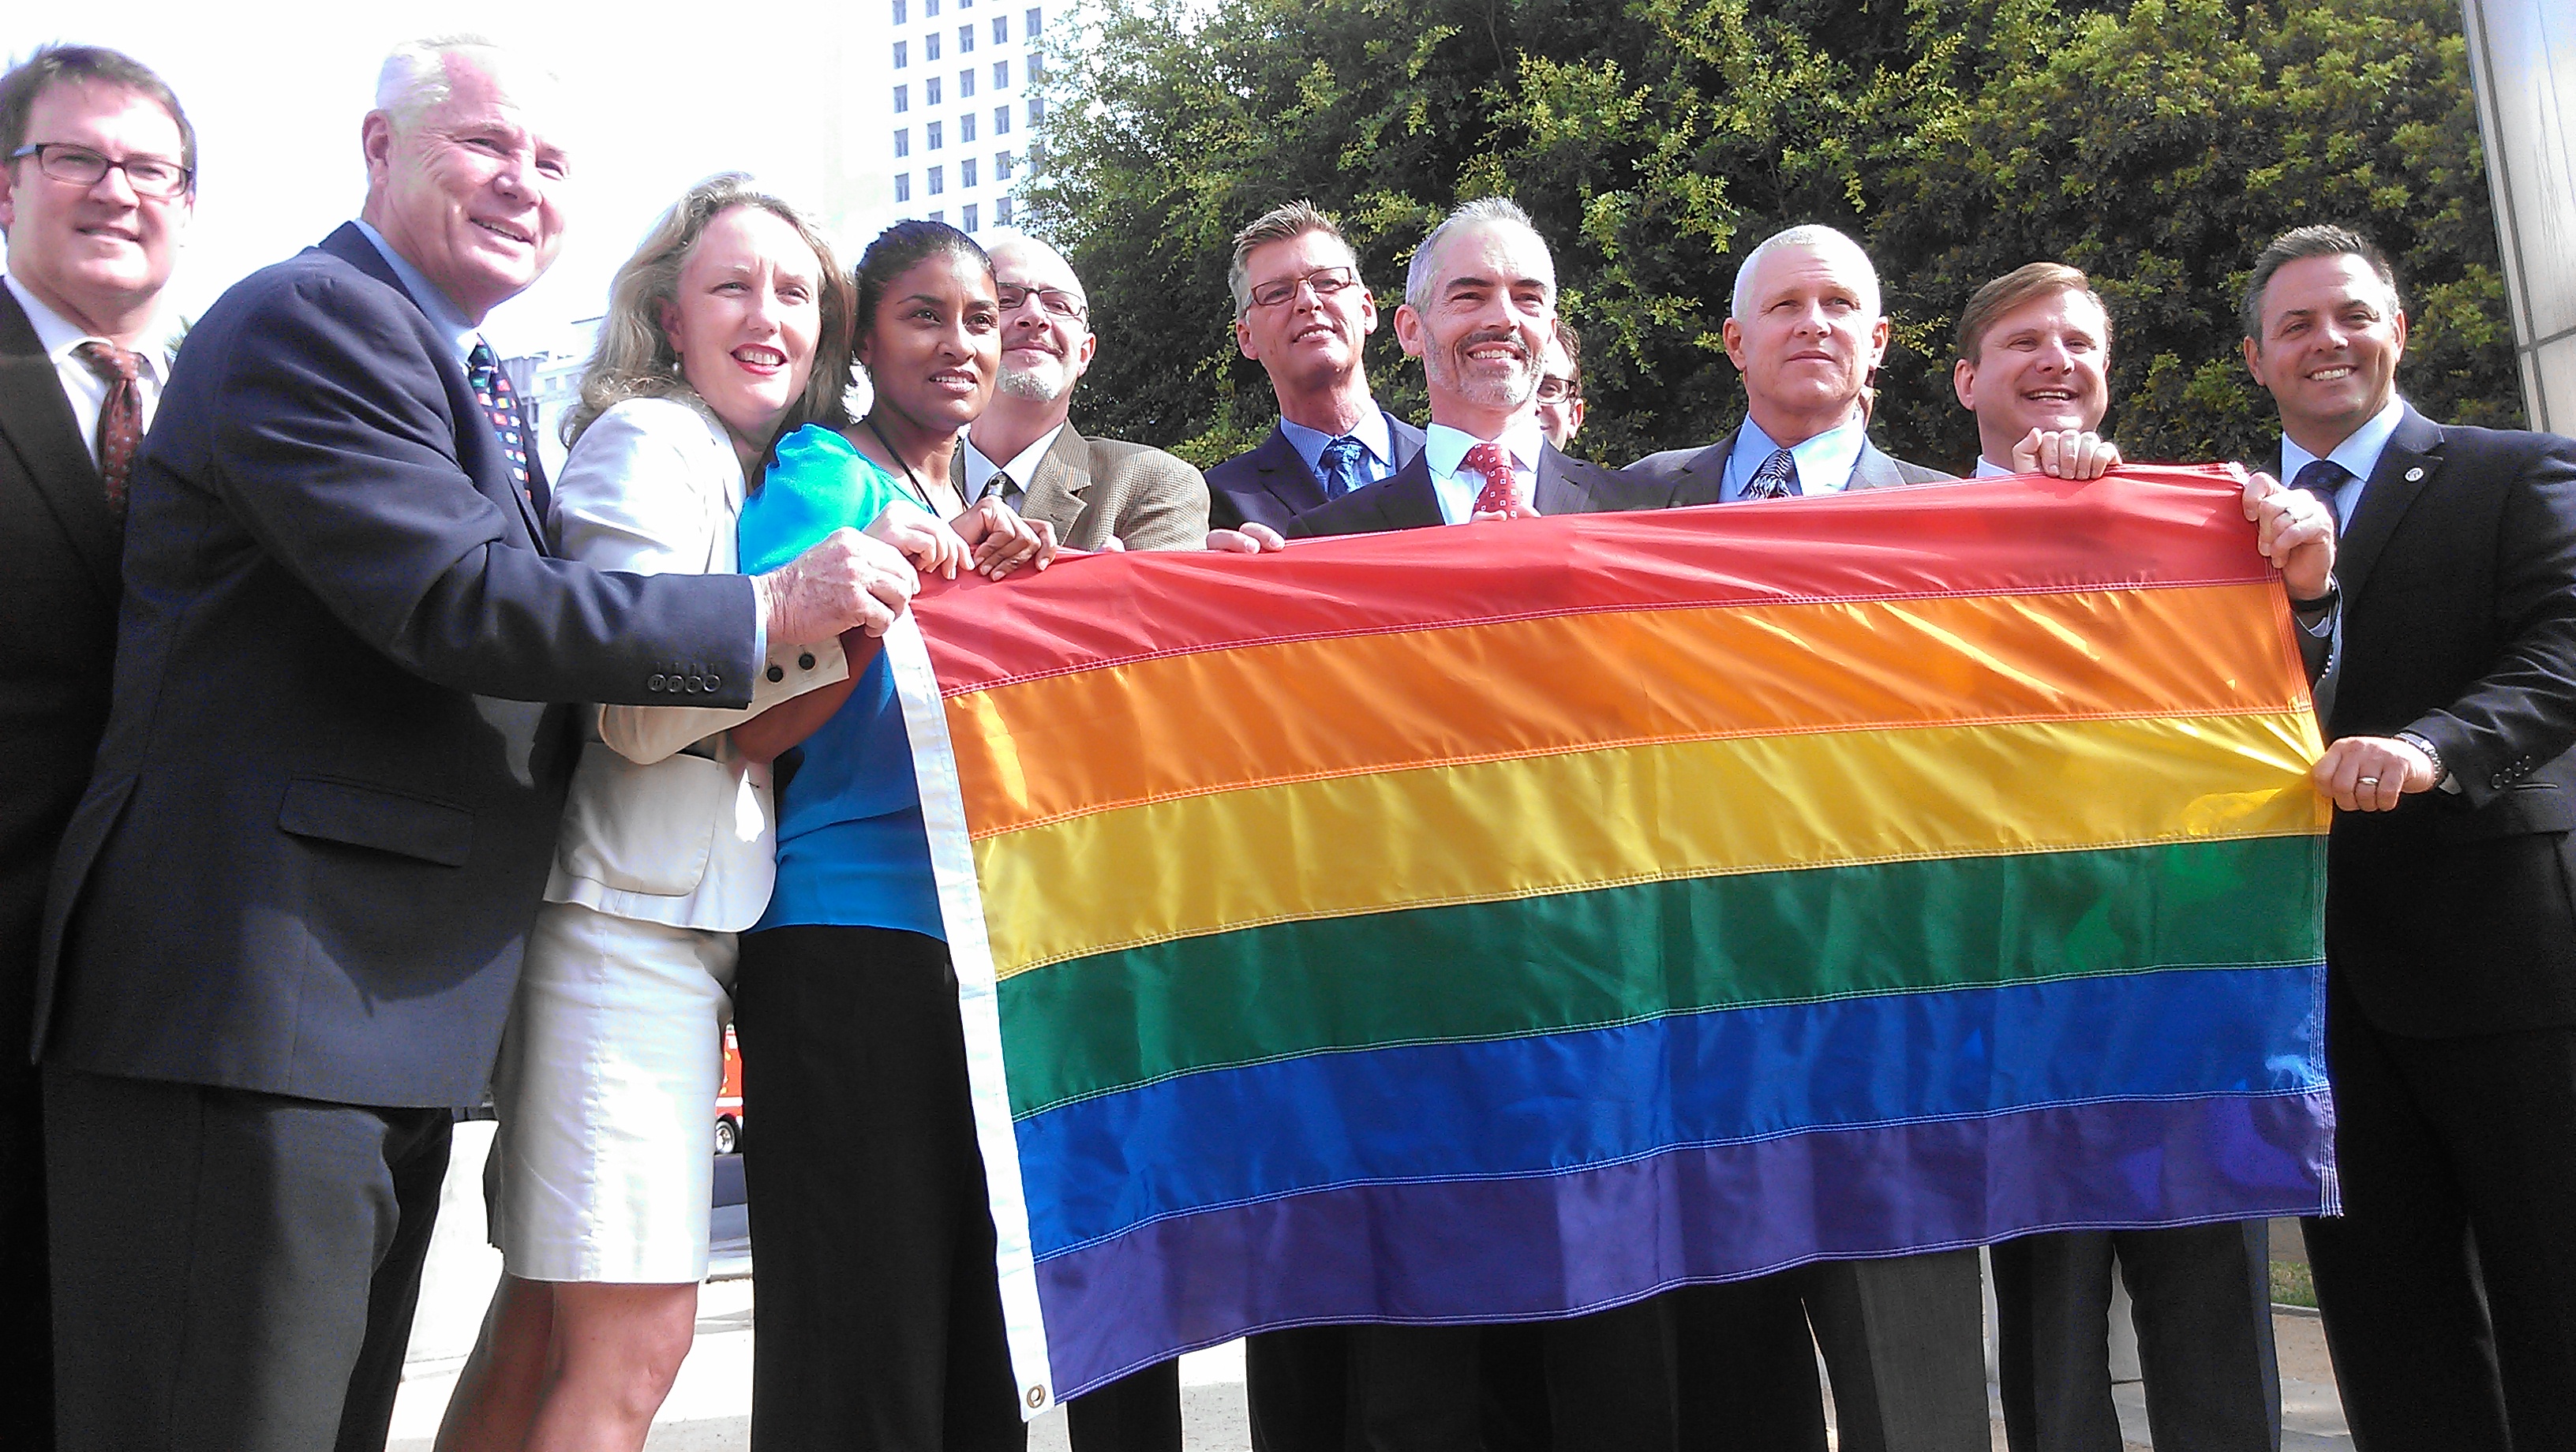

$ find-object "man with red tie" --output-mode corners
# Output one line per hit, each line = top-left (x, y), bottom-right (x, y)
(0, 45), (196, 1450)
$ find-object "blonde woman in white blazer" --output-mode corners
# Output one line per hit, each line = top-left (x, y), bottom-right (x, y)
(438, 176), (963, 1452)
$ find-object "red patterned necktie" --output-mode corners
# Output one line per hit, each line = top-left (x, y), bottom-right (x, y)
(74, 340), (142, 517)
(466, 340), (534, 506)
(1461, 440), (1522, 516)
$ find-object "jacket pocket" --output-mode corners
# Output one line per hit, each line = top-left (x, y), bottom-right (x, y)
(554, 746), (728, 896)
(278, 778), (474, 866)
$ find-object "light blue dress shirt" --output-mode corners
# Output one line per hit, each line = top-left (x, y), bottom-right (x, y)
(1422, 420), (1544, 526)
(1722, 414), (1869, 501)
(351, 219), (478, 364)
(1279, 405), (1399, 492)
(2281, 395), (2407, 527)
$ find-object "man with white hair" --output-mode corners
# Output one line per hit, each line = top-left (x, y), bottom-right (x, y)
(36, 37), (914, 1452)
(1624, 223), (1948, 503)
(953, 234), (1208, 551)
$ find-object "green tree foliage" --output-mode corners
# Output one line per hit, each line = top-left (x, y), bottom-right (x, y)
(1028, 0), (2519, 472)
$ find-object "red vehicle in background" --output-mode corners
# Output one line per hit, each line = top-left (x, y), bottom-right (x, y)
(715, 1024), (746, 1155)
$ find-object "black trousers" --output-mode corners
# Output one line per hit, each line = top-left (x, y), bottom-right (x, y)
(1795, 1252), (1990, 1452)
(1339, 1299), (1681, 1452)
(43, 1064), (449, 1452)
(734, 923), (1024, 1450)
(2305, 972), (2576, 1451)
(1991, 1223), (2278, 1452)
(0, 1059), (49, 1450)
(1248, 1326), (1354, 1450)
(1066, 1358), (1182, 1452)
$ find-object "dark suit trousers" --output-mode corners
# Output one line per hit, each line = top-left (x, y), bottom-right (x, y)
(1795, 1250), (1990, 1452)
(1, 1059), (51, 1450)
(1991, 1223), (2278, 1452)
(733, 924), (1024, 1450)
(2305, 972), (2576, 1451)
(1342, 1300), (1679, 1452)
(1249, 1326), (1354, 1450)
(43, 1065), (449, 1452)
(1067, 1359), (1181, 1452)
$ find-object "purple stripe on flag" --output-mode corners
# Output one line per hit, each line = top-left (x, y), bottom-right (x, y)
(1032, 1089), (2334, 1398)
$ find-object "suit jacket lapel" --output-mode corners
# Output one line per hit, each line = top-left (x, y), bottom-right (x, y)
(1376, 455), (1446, 530)
(2335, 406), (2443, 603)
(319, 224), (552, 553)
(1846, 442), (1909, 492)
(0, 286), (122, 604)
(1533, 440), (1590, 515)
(1387, 415), (1428, 470)
(1017, 422), (1092, 537)
(1250, 424), (1327, 518)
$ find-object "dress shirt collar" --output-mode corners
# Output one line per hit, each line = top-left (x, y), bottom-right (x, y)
(351, 219), (481, 363)
(2281, 393), (2406, 505)
(1424, 418), (1544, 527)
(1724, 412), (1867, 500)
(5, 272), (170, 387)
(963, 422), (1065, 504)
(1279, 403), (1396, 483)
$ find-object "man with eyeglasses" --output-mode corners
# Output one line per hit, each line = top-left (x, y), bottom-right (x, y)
(955, 235), (1208, 552)
(0, 43), (195, 1451)
(1205, 200), (1426, 535)
(1536, 320), (1585, 450)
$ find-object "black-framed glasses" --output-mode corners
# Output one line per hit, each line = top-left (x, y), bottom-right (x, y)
(997, 284), (1088, 322)
(1249, 266), (1359, 310)
(1536, 376), (1582, 404)
(9, 143), (193, 199)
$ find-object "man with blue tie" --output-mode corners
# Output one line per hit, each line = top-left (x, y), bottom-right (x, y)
(2245, 225), (2576, 1451)
(1204, 201), (1425, 534)
(1624, 223), (1947, 507)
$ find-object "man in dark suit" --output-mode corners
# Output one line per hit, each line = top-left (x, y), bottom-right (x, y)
(1961, 262), (2288, 1452)
(0, 45), (196, 1451)
(1625, 223), (1982, 1452)
(957, 235), (1209, 556)
(1286, 196), (1680, 1451)
(1207, 201), (1426, 534)
(2245, 225), (2576, 1450)
(35, 39), (916, 1452)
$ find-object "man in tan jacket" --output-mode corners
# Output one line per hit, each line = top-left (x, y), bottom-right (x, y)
(952, 235), (1209, 552)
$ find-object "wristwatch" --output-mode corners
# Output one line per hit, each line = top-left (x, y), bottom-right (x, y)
(2288, 574), (2339, 612)
(2394, 730), (2445, 788)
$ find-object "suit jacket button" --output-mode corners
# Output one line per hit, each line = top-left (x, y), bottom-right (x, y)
(798, 652), (816, 670)
(650, 674), (667, 691)
(766, 664), (785, 683)
(706, 673), (721, 690)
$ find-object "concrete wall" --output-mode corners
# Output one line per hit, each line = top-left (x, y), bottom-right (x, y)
(2464, 0), (2576, 433)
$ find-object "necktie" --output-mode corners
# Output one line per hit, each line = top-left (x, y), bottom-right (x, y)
(1461, 440), (1522, 516)
(74, 341), (142, 517)
(2291, 458), (2352, 534)
(1743, 447), (1800, 501)
(1318, 434), (1368, 499)
(979, 469), (1017, 508)
(466, 340), (534, 508)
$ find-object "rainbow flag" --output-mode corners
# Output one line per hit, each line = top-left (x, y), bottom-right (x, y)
(882, 465), (2335, 1414)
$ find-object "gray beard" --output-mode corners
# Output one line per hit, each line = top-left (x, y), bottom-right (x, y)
(998, 361), (1070, 402)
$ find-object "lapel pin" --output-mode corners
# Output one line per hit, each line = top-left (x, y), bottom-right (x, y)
(2406, 467), (2424, 481)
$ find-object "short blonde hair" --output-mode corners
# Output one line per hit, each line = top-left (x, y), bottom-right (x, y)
(1229, 201), (1354, 316)
(565, 173), (855, 448)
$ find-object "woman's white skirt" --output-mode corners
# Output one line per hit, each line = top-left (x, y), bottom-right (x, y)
(490, 900), (737, 1283)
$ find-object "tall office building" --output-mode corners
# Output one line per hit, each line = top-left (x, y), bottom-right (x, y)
(884, 0), (1054, 238)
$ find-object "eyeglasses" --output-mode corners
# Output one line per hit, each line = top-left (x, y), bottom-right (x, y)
(9, 143), (193, 200)
(997, 285), (1088, 322)
(1536, 376), (1582, 404)
(1248, 266), (1360, 310)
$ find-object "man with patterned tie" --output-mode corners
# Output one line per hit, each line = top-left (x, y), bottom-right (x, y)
(1205, 200), (1428, 534)
(0, 47), (194, 1450)
(32, 37), (919, 1452)
(2242, 224), (2576, 1451)
(953, 235), (1208, 553)
(1287, 196), (1681, 1451)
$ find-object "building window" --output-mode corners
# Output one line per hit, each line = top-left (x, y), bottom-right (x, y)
(994, 105), (1011, 136)
(1027, 95), (1044, 123)
(925, 0), (938, 13)
(960, 112), (978, 143)
(964, 204), (980, 232)
(1026, 51), (1043, 80)
(895, 172), (912, 202)
(894, 128), (910, 157)
(928, 165), (944, 196)
(960, 24), (975, 52)
(1026, 6), (1042, 36)
(893, 0), (907, 21)
(993, 60), (1009, 88)
(961, 157), (979, 187)
(996, 148), (1014, 178)
(993, 15), (1009, 42)
(930, 208), (943, 222)
(995, 195), (1014, 225)
(927, 76), (942, 104)
(927, 120), (943, 150)
(893, 40), (908, 68)
(893, 84), (908, 112)
(926, 31), (941, 59)
(960, 69), (975, 98)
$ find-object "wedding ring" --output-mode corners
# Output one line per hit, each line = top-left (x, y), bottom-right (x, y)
(2357, 776), (2380, 786)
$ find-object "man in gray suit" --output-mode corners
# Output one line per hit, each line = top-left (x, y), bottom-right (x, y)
(1627, 223), (1947, 506)
(1634, 223), (1985, 1452)
(956, 235), (1208, 552)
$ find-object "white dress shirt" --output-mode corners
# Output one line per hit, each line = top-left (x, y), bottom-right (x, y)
(964, 423), (1066, 512)
(1423, 419), (1545, 526)
(4, 272), (170, 464)
(1723, 414), (1869, 500)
